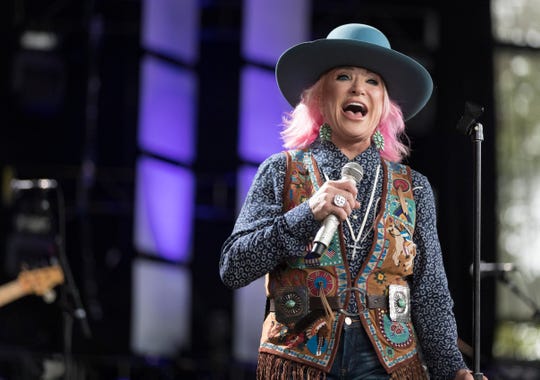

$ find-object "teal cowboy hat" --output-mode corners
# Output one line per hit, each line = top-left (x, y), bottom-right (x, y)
(275, 23), (433, 121)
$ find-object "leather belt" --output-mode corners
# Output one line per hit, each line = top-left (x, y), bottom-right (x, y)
(366, 294), (388, 309)
(268, 294), (388, 312)
(269, 296), (341, 312)
(267, 285), (393, 324)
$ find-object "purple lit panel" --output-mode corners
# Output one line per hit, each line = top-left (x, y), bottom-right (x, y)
(134, 157), (194, 262)
(141, 0), (199, 63)
(239, 66), (290, 163)
(131, 258), (191, 357)
(138, 57), (196, 164)
(243, 0), (310, 65)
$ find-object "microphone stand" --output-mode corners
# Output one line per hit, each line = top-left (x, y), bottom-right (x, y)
(55, 184), (92, 380)
(456, 102), (485, 380)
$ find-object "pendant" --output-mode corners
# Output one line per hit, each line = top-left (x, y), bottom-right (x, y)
(348, 243), (360, 261)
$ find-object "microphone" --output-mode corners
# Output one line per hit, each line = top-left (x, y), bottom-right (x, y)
(456, 101), (484, 135)
(470, 262), (516, 277)
(309, 162), (364, 258)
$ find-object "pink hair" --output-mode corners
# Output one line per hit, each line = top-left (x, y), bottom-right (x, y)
(280, 76), (410, 163)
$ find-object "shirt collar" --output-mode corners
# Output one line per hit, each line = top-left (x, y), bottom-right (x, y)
(311, 139), (381, 180)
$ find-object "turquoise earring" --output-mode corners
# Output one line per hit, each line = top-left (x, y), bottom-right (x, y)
(372, 129), (385, 151)
(319, 123), (332, 142)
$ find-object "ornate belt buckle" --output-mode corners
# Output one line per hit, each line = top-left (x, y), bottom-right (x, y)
(389, 284), (410, 322)
(274, 286), (309, 325)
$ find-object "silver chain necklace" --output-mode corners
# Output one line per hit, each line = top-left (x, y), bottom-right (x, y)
(345, 164), (380, 261)
(323, 163), (381, 261)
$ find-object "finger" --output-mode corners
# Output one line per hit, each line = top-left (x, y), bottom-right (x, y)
(334, 178), (358, 196)
(331, 194), (353, 220)
(332, 205), (349, 221)
(339, 191), (358, 211)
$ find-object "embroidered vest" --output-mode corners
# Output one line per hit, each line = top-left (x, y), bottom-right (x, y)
(258, 149), (427, 379)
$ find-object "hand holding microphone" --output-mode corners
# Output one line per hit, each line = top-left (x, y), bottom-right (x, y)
(309, 162), (363, 257)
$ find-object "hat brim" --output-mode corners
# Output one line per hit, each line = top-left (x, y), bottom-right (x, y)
(275, 39), (433, 121)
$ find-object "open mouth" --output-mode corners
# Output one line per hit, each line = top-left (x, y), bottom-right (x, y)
(343, 102), (367, 117)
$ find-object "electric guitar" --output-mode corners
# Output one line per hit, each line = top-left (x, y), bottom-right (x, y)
(0, 265), (65, 307)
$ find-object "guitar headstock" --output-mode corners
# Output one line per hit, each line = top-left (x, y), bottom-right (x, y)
(17, 265), (65, 296)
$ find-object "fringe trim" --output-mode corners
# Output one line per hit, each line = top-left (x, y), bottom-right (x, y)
(389, 355), (429, 380)
(319, 289), (335, 325)
(257, 352), (326, 380)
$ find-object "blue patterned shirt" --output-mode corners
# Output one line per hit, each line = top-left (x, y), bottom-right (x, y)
(220, 140), (467, 379)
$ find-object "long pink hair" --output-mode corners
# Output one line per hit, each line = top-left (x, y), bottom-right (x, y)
(280, 74), (410, 163)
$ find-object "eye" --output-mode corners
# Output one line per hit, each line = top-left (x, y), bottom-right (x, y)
(336, 73), (351, 81)
(366, 78), (380, 86)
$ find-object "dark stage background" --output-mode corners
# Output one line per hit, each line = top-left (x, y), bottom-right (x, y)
(0, 0), (529, 379)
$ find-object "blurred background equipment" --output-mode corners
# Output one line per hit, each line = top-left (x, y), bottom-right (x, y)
(5, 178), (59, 277)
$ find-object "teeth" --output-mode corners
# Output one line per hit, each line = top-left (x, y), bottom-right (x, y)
(344, 102), (367, 116)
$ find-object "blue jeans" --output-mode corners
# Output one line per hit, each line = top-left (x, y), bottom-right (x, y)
(326, 320), (389, 380)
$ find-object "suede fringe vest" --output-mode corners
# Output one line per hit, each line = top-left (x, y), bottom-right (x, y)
(257, 149), (428, 380)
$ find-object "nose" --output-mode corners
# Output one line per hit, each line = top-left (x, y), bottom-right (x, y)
(351, 80), (365, 95)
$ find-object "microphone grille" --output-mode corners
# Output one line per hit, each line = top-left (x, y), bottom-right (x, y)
(341, 162), (364, 183)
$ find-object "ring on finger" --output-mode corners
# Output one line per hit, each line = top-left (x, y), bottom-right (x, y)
(333, 194), (347, 208)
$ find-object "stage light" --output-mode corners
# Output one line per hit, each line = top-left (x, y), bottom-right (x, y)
(20, 30), (59, 51)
